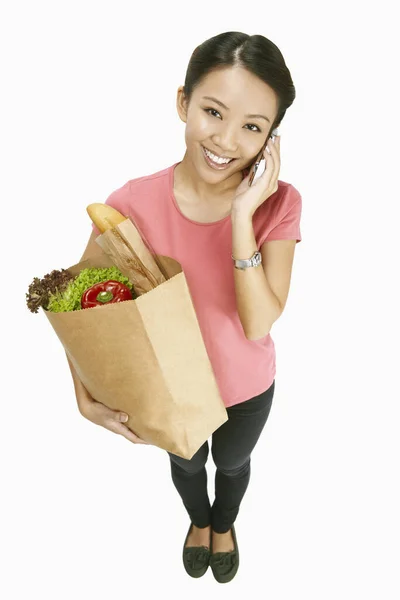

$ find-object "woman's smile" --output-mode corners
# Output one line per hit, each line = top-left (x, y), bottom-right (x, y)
(201, 145), (238, 170)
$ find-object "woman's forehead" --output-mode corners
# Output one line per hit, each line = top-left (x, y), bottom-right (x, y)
(193, 67), (278, 115)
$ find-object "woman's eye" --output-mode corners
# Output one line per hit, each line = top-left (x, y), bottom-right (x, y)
(205, 108), (221, 119)
(204, 108), (261, 133)
(246, 124), (261, 133)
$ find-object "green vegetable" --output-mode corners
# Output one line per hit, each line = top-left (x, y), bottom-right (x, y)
(47, 267), (134, 312)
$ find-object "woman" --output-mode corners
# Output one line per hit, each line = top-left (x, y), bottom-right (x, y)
(73, 31), (302, 584)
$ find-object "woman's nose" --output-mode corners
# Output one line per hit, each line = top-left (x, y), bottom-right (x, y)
(212, 129), (238, 155)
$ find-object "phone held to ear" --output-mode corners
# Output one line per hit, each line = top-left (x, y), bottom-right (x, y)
(248, 128), (279, 186)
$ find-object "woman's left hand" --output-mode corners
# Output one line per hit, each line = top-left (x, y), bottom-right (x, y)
(232, 135), (281, 218)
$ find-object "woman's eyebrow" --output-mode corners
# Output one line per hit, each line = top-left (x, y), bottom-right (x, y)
(201, 95), (271, 123)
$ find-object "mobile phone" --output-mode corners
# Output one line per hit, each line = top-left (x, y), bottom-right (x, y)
(248, 129), (278, 186)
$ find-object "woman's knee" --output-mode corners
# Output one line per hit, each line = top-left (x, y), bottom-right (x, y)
(212, 452), (251, 476)
(168, 441), (209, 475)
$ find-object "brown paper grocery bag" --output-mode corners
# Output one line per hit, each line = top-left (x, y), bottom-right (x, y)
(43, 252), (228, 460)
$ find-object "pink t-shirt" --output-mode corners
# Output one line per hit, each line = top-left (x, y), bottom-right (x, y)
(92, 161), (302, 408)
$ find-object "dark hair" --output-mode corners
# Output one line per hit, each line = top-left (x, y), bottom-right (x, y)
(183, 32), (296, 135)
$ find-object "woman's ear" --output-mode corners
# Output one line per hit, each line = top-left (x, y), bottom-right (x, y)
(176, 86), (189, 123)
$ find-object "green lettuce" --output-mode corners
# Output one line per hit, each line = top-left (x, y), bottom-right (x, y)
(47, 266), (134, 312)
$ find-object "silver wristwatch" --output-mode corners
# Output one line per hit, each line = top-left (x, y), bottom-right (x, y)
(232, 250), (262, 270)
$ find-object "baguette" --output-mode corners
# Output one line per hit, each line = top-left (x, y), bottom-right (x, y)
(86, 203), (128, 233)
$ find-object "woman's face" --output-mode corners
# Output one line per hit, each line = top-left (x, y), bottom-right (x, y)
(176, 66), (278, 184)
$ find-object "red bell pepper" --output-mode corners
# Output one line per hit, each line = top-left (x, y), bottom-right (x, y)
(81, 280), (132, 309)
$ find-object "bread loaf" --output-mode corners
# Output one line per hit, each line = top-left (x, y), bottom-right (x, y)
(86, 203), (128, 233)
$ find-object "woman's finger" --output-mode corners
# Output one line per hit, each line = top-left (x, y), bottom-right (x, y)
(264, 136), (280, 191)
(120, 424), (150, 445)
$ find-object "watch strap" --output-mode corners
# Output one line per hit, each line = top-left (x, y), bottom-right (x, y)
(232, 250), (262, 269)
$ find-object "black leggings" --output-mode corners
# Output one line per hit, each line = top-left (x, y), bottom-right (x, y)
(167, 379), (275, 533)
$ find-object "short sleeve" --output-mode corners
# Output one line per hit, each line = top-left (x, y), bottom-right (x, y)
(259, 185), (302, 246)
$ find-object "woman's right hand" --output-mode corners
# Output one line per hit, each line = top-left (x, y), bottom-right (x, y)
(77, 390), (150, 445)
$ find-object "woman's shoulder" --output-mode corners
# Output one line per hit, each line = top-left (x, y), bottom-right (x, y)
(104, 163), (174, 212)
(276, 179), (302, 202)
(127, 162), (175, 192)
(255, 179), (302, 219)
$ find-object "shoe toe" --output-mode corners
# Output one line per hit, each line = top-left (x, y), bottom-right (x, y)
(210, 551), (238, 582)
(210, 525), (239, 583)
(182, 523), (210, 578)
(183, 546), (210, 577)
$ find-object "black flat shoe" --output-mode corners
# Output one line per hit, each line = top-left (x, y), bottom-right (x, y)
(182, 523), (210, 578)
(210, 524), (239, 583)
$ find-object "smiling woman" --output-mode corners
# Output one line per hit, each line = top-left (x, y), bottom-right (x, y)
(84, 31), (302, 583)
(172, 34), (295, 201)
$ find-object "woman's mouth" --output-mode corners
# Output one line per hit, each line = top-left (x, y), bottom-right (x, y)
(201, 146), (237, 170)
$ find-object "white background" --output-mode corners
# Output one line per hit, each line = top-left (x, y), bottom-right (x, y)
(2, 0), (399, 597)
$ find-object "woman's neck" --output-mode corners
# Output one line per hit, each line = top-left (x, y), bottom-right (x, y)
(174, 152), (243, 205)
